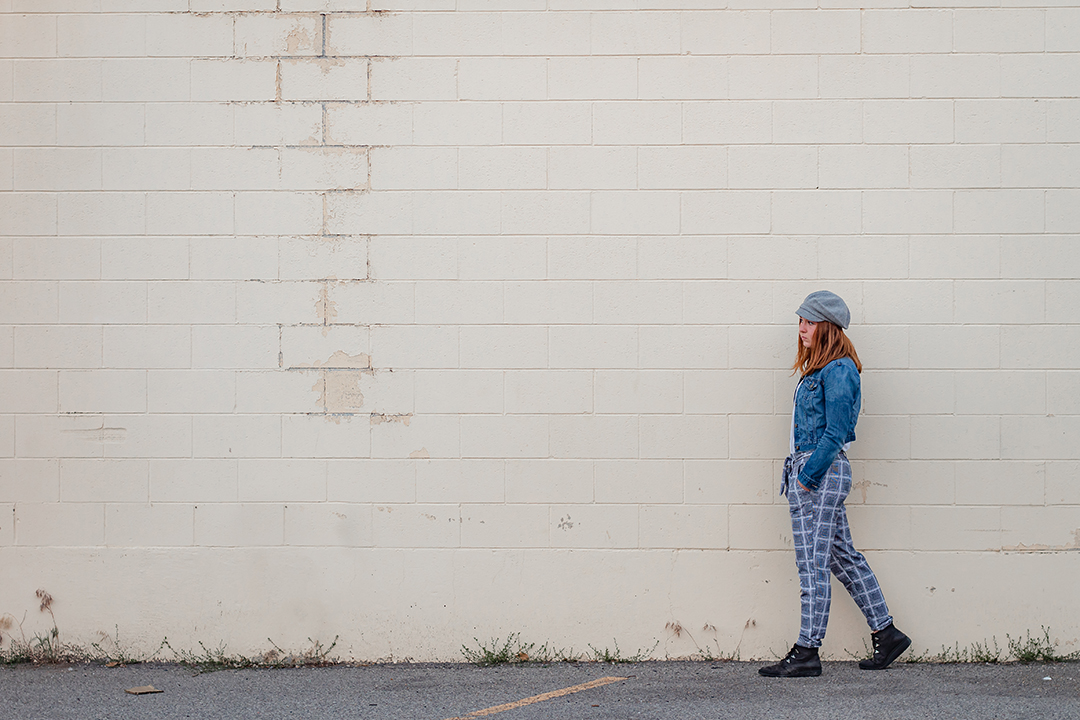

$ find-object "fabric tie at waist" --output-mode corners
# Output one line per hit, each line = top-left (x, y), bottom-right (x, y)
(781, 452), (812, 496)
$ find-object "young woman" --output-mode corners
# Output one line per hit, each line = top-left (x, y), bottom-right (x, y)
(759, 290), (910, 678)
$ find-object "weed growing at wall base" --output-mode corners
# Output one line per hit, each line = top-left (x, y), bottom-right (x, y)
(588, 639), (659, 664)
(664, 621), (742, 661)
(91, 626), (164, 667)
(1007, 627), (1080, 663)
(0, 627), (90, 665)
(460, 633), (579, 666)
(0, 589), (90, 665)
(903, 627), (1079, 664)
(902, 638), (1004, 664)
(1, 588), (346, 669)
(460, 634), (660, 665)
(162, 636), (341, 673)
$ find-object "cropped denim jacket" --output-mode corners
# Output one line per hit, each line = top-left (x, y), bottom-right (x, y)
(793, 357), (861, 491)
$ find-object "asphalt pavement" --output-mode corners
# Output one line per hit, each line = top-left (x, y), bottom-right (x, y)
(3, 660), (1078, 720)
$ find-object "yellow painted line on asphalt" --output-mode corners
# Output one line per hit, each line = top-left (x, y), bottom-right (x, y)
(443, 676), (628, 720)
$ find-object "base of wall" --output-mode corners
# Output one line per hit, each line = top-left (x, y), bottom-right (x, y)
(2, 548), (1076, 662)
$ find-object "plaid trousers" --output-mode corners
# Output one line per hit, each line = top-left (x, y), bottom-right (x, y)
(783, 451), (892, 648)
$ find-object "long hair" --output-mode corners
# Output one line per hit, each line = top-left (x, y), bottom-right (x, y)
(793, 321), (862, 376)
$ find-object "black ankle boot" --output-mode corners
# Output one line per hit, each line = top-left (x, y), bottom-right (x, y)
(758, 644), (822, 677)
(859, 623), (911, 670)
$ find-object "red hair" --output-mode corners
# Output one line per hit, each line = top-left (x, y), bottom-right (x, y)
(793, 321), (862, 376)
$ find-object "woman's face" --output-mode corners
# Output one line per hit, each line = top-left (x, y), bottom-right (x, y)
(798, 317), (818, 348)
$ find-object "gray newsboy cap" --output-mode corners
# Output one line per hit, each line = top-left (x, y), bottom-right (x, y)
(797, 290), (851, 329)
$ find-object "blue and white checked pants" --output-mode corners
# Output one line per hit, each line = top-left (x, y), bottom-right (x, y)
(782, 451), (893, 648)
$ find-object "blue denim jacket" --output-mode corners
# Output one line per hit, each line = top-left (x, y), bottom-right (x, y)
(793, 357), (860, 491)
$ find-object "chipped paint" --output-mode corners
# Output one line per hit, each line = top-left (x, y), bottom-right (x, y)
(1001, 529), (1080, 553)
(64, 427), (127, 444)
(1001, 545), (1080, 553)
(283, 55), (347, 71)
(317, 370), (366, 414)
(370, 413), (412, 426)
(408, 448), (430, 459)
(851, 479), (887, 504)
(300, 350), (372, 370)
(315, 283), (338, 331)
(366, 54), (372, 99)
(284, 22), (317, 56)
(299, 144), (362, 157)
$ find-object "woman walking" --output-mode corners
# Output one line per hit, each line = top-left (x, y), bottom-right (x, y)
(759, 291), (910, 678)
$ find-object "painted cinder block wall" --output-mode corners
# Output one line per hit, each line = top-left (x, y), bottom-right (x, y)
(1, 1), (1078, 661)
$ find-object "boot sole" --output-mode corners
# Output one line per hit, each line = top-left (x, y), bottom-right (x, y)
(859, 636), (912, 671)
(758, 667), (822, 678)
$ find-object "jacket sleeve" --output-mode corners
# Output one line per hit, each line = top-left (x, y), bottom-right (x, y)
(797, 361), (859, 491)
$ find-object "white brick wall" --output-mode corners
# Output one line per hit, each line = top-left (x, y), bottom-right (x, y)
(1, 3), (1078, 662)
